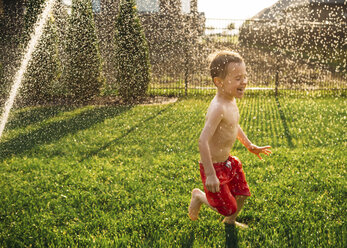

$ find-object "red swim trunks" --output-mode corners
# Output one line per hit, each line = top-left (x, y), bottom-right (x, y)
(199, 156), (251, 216)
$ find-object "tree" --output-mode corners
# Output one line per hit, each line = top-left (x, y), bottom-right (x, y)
(114, 0), (151, 102)
(22, 0), (46, 45)
(20, 12), (61, 105)
(0, 62), (4, 98)
(63, 0), (103, 103)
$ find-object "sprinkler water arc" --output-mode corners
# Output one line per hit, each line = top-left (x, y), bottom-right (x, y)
(0, 0), (56, 139)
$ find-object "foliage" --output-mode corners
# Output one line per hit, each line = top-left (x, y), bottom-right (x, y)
(114, 0), (151, 102)
(0, 96), (345, 247)
(22, 0), (46, 45)
(0, 62), (4, 97)
(19, 14), (61, 105)
(239, 19), (346, 74)
(63, 0), (103, 103)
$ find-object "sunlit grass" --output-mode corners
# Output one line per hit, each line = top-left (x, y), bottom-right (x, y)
(0, 95), (345, 247)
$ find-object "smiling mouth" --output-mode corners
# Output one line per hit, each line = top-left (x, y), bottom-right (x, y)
(237, 88), (245, 93)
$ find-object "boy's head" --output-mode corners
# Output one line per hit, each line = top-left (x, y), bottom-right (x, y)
(209, 51), (247, 99)
(210, 51), (244, 80)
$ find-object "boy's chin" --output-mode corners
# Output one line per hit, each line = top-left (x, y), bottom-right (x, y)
(236, 93), (245, 99)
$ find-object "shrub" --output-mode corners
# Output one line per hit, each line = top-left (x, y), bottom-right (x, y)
(20, 13), (61, 105)
(63, 0), (103, 103)
(21, 0), (46, 45)
(0, 62), (4, 99)
(114, 0), (151, 102)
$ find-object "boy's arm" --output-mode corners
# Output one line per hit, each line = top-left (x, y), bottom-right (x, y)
(237, 125), (272, 160)
(237, 125), (252, 149)
(199, 106), (223, 193)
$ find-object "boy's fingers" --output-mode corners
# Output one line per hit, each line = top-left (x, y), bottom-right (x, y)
(260, 146), (272, 150)
(264, 150), (271, 155)
(214, 184), (220, 192)
(207, 185), (217, 193)
(209, 185), (220, 193)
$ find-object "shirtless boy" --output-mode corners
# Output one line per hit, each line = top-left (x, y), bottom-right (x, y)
(188, 51), (271, 228)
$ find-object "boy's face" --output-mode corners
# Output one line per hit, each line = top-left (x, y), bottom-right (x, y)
(215, 62), (248, 99)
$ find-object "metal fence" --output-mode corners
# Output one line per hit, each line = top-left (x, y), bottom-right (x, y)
(147, 18), (346, 98)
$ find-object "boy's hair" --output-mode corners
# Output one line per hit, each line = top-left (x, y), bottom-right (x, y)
(210, 51), (244, 80)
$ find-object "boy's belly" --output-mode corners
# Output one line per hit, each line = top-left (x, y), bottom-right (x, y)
(209, 141), (236, 163)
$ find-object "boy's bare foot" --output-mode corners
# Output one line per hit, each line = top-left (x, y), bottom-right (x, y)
(223, 218), (248, 229)
(188, 188), (203, 220)
(233, 221), (248, 229)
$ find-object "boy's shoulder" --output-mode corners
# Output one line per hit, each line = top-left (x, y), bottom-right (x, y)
(209, 95), (236, 110)
(206, 97), (227, 118)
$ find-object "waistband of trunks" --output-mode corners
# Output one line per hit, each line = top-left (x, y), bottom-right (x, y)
(199, 156), (232, 167)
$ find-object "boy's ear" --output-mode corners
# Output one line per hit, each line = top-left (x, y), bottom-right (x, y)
(213, 77), (223, 88)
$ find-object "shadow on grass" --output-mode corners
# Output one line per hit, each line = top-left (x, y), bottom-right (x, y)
(4, 106), (76, 130)
(179, 229), (195, 248)
(0, 105), (131, 161)
(275, 96), (294, 148)
(79, 104), (174, 162)
(225, 223), (239, 248)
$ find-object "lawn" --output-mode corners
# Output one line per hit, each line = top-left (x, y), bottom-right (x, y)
(0, 95), (346, 247)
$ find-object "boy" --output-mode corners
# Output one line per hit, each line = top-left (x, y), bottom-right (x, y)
(188, 51), (271, 228)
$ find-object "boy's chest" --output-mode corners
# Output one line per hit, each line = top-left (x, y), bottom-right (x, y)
(218, 107), (240, 134)
(224, 105), (240, 126)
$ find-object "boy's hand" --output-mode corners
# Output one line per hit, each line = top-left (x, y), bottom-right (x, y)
(248, 144), (272, 160)
(205, 174), (220, 193)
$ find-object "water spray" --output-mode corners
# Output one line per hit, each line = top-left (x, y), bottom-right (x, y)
(0, 0), (56, 139)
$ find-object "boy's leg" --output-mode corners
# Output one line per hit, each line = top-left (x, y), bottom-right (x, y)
(222, 195), (249, 228)
(188, 188), (217, 220)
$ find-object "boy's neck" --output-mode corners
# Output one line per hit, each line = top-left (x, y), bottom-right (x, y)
(216, 90), (235, 102)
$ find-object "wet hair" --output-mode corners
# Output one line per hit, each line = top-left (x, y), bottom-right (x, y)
(209, 51), (244, 80)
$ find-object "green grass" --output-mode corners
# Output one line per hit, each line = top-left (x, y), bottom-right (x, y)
(0, 95), (346, 247)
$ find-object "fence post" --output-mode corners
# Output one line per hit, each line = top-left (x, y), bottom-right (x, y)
(184, 48), (189, 97)
(275, 68), (279, 97)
